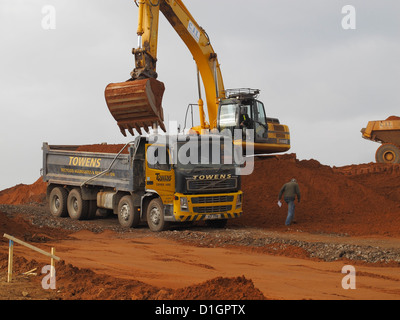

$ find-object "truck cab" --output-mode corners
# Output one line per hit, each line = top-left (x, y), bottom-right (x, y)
(142, 134), (243, 231)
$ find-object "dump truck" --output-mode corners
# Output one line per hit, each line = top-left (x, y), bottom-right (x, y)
(361, 116), (400, 163)
(42, 134), (243, 232)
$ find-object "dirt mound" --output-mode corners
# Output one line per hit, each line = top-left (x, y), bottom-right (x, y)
(235, 154), (400, 236)
(0, 210), (71, 243)
(0, 178), (46, 205)
(168, 275), (266, 300)
(0, 252), (266, 300)
(76, 144), (129, 154)
(386, 115), (400, 121)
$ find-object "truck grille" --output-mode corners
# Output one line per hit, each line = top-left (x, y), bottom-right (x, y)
(187, 178), (237, 191)
(193, 205), (232, 214)
(191, 195), (234, 204)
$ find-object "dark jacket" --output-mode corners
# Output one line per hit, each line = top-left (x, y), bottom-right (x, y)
(278, 181), (301, 202)
(239, 113), (252, 128)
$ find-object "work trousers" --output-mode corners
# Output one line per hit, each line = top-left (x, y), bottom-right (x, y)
(284, 198), (295, 226)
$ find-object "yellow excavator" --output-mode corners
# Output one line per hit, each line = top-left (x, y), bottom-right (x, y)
(104, 0), (290, 155)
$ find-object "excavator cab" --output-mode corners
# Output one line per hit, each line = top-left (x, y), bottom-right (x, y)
(217, 89), (290, 154)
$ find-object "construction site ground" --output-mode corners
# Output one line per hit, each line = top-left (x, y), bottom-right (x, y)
(1, 153), (400, 301)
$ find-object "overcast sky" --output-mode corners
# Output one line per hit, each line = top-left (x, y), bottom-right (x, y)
(0, 0), (399, 190)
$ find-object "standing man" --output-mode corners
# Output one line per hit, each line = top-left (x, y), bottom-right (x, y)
(278, 178), (301, 226)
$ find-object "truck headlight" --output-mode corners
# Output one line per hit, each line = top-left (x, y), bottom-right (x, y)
(236, 194), (242, 209)
(180, 197), (188, 211)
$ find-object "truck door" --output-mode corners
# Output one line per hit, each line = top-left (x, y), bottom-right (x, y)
(145, 144), (175, 205)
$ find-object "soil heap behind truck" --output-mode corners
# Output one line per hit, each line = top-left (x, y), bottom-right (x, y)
(42, 134), (243, 231)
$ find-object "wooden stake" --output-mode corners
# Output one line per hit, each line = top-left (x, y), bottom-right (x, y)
(50, 247), (55, 278)
(3, 234), (60, 261)
(7, 240), (14, 282)
(22, 268), (38, 275)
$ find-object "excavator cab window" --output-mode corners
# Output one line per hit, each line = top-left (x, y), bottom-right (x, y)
(217, 99), (269, 143)
(218, 103), (239, 132)
(253, 100), (269, 141)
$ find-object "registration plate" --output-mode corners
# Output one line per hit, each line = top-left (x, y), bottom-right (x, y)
(205, 214), (222, 220)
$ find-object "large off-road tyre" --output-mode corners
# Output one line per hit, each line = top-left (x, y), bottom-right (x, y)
(48, 187), (68, 217)
(375, 143), (400, 164)
(146, 198), (168, 232)
(117, 195), (140, 228)
(67, 188), (89, 220)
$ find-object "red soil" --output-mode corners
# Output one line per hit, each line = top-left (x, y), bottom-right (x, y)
(76, 144), (129, 154)
(236, 154), (400, 236)
(386, 116), (400, 121)
(0, 178), (47, 205)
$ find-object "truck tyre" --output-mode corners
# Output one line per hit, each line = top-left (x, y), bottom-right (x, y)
(118, 195), (140, 228)
(87, 200), (97, 220)
(375, 143), (400, 164)
(49, 187), (68, 217)
(146, 198), (168, 232)
(67, 188), (89, 220)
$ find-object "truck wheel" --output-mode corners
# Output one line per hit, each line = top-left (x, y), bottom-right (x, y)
(67, 189), (89, 220)
(375, 143), (400, 163)
(118, 195), (140, 228)
(87, 200), (97, 220)
(48, 187), (68, 217)
(146, 198), (168, 232)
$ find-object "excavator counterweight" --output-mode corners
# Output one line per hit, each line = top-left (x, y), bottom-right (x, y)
(105, 78), (166, 136)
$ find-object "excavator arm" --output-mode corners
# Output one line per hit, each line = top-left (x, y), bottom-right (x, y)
(105, 0), (225, 136)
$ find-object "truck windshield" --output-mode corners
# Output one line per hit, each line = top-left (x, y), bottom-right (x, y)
(173, 136), (239, 170)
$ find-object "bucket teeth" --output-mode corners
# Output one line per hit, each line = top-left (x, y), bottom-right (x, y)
(105, 78), (165, 136)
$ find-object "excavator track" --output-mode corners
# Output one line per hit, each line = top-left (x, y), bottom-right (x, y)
(105, 78), (166, 136)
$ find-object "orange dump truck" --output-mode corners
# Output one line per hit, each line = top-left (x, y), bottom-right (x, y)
(361, 116), (400, 163)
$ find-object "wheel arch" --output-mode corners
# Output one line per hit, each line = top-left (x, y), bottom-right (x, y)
(141, 191), (161, 221)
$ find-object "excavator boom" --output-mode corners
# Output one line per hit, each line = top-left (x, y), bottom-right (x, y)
(105, 0), (224, 136)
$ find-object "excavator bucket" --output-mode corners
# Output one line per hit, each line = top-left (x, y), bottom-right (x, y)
(105, 78), (166, 136)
